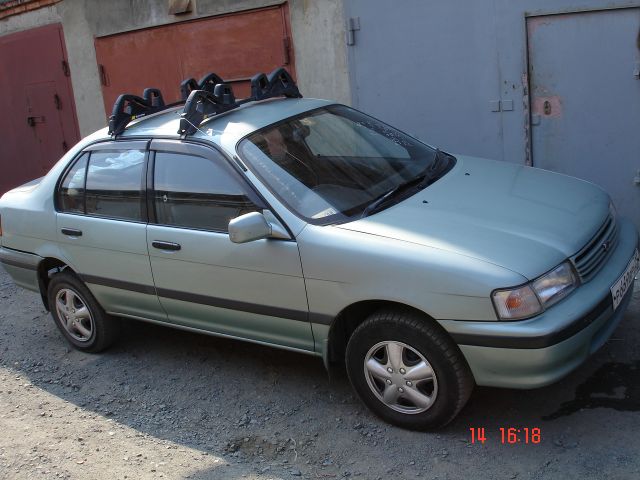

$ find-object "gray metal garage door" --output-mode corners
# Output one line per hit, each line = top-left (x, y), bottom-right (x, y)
(527, 8), (640, 229)
(343, 0), (505, 161)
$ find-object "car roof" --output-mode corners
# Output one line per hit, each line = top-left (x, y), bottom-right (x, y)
(117, 97), (335, 153)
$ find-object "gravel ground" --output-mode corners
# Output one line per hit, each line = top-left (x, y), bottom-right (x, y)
(1, 266), (639, 480)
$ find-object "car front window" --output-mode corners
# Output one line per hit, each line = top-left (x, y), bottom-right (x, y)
(238, 105), (453, 225)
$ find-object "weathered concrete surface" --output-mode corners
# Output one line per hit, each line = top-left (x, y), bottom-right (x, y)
(0, 0), (350, 138)
(1, 265), (639, 479)
(288, 0), (350, 104)
(57, 0), (107, 136)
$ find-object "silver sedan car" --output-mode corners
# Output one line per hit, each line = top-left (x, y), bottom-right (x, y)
(1, 72), (638, 430)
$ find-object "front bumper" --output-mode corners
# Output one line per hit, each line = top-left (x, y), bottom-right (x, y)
(440, 217), (638, 389)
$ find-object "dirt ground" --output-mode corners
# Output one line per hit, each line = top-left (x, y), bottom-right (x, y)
(1, 266), (639, 480)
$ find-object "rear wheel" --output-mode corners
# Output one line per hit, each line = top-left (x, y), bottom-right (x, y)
(346, 309), (474, 430)
(47, 272), (120, 352)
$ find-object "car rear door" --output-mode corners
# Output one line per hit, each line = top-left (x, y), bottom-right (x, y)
(146, 139), (313, 352)
(56, 140), (166, 321)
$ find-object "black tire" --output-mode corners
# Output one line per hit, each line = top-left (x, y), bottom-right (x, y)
(346, 309), (474, 430)
(47, 271), (120, 353)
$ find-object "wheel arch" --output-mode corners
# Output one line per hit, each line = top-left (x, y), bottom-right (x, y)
(326, 300), (451, 368)
(36, 257), (76, 310)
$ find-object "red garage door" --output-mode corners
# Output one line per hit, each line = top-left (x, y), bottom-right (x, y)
(0, 23), (80, 195)
(95, 4), (296, 117)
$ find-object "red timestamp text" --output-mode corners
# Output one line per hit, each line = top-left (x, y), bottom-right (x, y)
(469, 427), (542, 444)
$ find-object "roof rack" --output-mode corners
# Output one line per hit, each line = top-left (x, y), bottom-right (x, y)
(179, 72), (225, 101)
(108, 88), (170, 136)
(177, 83), (239, 136)
(178, 67), (302, 136)
(248, 68), (301, 102)
(108, 67), (302, 137)
(109, 72), (226, 136)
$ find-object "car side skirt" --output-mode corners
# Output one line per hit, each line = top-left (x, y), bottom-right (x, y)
(114, 312), (323, 358)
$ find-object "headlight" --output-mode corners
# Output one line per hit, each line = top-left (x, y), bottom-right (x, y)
(492, 261), (578, 320)
(532, 262), (578, 308)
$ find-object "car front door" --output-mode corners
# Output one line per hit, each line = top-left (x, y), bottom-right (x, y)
(56, 140), (167, 321)
(146, 140), (313, 352)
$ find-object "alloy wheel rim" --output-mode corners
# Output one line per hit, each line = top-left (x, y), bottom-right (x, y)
(55, 288), (94, 342)
(363, 340), (438, 414)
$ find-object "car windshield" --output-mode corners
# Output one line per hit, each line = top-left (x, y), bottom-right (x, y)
(237, 105), (454, 225)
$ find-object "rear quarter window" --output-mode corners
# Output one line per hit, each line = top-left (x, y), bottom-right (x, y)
(58, 153), (89, 213)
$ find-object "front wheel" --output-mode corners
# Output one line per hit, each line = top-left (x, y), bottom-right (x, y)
(346, 309), (474, 430)
(47, 271), (120, 353)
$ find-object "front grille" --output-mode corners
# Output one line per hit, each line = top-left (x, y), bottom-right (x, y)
(571, 214), (618, 283)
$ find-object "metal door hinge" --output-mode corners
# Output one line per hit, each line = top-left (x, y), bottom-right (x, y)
(99, 64), (108, 86)
(61, 60), (70, 77)
(347, 17), (360, 46)
(282, 36), (291, 65)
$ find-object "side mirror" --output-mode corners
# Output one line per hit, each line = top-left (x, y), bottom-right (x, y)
(228, 212), (272, 244)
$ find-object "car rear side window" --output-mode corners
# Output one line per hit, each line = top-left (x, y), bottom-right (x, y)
(58, 153), (89, 213)
(153, 152), (258, 232)
(85, 150), (145, 221)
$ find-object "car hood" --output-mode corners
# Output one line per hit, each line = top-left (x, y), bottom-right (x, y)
(337, 155), (609, 280)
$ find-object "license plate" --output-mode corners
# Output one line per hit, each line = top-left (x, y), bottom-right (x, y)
(611, 248), (640, 310)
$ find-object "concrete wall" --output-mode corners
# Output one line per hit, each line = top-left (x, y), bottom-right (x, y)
(288, 0), (350, 106)
(0, 0), (350, 137)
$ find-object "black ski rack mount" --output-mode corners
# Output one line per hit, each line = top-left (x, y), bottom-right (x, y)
(108, 71), (225, 136)
(179, 72), (225, 101)
(107, 67), (302, 137)
(108, 88), (171, 136)
(178, 67), (302, 136)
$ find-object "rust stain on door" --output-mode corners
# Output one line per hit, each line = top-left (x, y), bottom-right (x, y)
(531, 95), (563, 118)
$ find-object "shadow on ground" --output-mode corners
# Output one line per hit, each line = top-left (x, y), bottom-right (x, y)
(2, 271), (640, 479)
